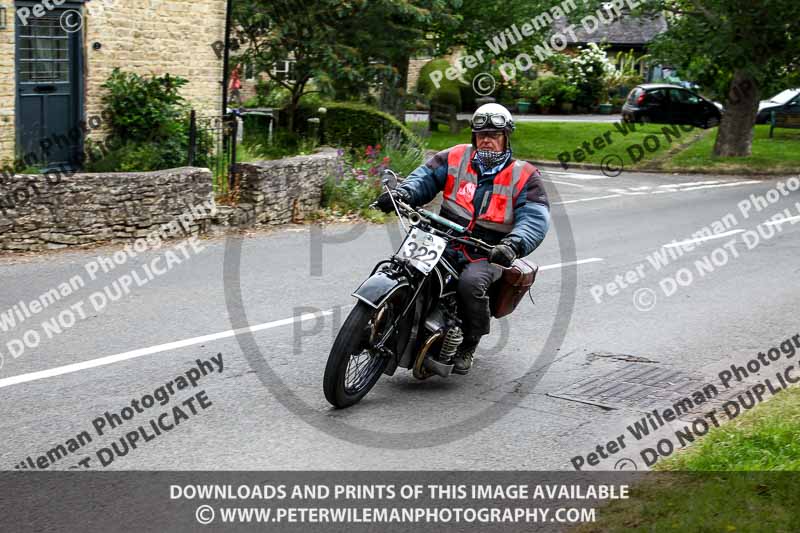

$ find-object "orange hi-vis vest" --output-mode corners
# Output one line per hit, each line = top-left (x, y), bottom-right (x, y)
(441, 144), (537, 246)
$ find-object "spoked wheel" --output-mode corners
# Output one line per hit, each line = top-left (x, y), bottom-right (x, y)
(323, 297), (401, 408)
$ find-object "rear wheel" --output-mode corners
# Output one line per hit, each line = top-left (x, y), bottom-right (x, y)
(323, 299), (400, 408)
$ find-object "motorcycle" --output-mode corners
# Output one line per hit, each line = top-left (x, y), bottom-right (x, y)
(323, 170), (537, 408)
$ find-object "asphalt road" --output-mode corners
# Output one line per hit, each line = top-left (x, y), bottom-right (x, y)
(1, 168), (798, 472)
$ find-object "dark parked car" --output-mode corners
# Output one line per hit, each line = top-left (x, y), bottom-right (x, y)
(622, 84), (724, 128)
(756, 88), (800, 124)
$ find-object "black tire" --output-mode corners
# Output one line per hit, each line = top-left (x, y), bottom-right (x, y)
(323, 301), (393, 408)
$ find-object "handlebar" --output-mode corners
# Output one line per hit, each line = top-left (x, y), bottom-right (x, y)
(417, 208), (467, 234)
(387, 196), (493, 254)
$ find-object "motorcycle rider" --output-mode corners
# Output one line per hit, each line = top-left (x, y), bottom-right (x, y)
(376, 103), (550, 374)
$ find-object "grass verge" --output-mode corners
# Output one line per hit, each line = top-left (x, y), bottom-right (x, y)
(424, 122), (800, 175)
(661, 125), (800, 175)
(574, 386), (800, 532)
(425, 122), (685, 169)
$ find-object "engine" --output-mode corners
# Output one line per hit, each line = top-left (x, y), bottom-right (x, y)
(422, 295), (463, 363)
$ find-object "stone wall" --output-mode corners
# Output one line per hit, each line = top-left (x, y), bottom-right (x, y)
(233, 150), (339, 226)
(0, 149), (343, 252)
(407, 57), (432, 94)
(0, 167), (214, 252)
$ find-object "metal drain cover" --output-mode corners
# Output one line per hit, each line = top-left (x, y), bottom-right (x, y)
(548, 364), (712, 413)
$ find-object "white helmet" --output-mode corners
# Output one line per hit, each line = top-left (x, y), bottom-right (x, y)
(471, 103), (515, 134)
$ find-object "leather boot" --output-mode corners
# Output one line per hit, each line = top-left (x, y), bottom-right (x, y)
(453, 336), (480, 375)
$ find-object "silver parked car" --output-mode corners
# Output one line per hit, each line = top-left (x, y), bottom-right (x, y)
(756, 88), (800, 124)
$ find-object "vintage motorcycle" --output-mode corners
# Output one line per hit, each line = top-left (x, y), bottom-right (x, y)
(323, 171), (537, 408)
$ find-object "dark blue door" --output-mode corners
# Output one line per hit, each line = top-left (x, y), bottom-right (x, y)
(16, 4), (83, 169)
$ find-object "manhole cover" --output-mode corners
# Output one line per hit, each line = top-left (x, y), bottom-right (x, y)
(548, 364), (712, 413)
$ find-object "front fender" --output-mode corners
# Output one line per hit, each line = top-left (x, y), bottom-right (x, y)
(352, 271), (410, 309)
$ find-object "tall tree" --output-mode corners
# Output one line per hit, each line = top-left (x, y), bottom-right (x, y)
(234, 0), (370, 132)
(622, 0), (800, 157)
(338, 0), (459, 121)
(234, 0), (549, 125)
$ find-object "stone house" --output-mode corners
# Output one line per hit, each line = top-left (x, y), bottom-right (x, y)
(0, 0), (227, 171)
(554, 11), (668, 76)
(407, 10), (668, 104)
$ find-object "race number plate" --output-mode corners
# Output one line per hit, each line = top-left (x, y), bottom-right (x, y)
(398, 228), (447, 275)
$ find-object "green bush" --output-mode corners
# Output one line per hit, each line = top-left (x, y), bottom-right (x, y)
(101, 68), (188, 141)
(237, 129), (319, 162)
(519, 78), (540, 101)
(242, 78), (287, 109)
(298, 101), (422, 150)
(91, 68), (212, 171)
(320, 138), (423, 222)
(417, 58), (463, 111)
(379, 130), (426, 177)
(521, 75), (577, 110)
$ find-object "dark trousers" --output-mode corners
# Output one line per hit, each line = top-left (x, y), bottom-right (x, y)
(457, 260), (503, 339)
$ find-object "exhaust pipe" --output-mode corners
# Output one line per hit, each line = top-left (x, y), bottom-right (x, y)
(423, 357), (455, 378)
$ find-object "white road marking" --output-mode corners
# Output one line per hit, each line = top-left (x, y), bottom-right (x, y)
(608, 189), (649, 196)
(542, 170), (610, 180)
(554, 194), (622, 205)
(539, 258), (605, 271)
(0, 310), (336, 390)
(0, 258), (605, 389)
(765, 215), (800, 226)
(557, 179), (762, 206)
(544, 179), (588, 188)
(659, 180), (722, 188)
(662, 229), (745, 249)
(678, 180), (761, 192)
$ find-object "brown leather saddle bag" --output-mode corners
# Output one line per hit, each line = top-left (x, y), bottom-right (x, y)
(490, 259), (538, 319)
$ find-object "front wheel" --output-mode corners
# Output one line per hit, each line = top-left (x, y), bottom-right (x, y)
(323, 301), (394, 408)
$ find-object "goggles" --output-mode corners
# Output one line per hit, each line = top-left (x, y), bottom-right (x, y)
(472, 113), (510, 130)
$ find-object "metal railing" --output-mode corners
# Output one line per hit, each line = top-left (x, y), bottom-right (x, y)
(187, 110), (239, 196)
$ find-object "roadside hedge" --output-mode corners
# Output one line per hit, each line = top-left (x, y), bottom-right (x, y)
(298, 101), (421, 149)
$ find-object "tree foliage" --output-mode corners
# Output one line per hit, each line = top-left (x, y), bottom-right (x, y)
(234, 0), (461, 126)
(603, 0), (800, 156)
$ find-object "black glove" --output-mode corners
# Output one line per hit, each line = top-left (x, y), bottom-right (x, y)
(376, 189), (411, 213)
(489, 240), (517, 267)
